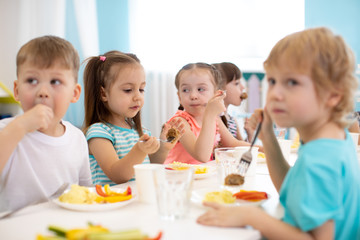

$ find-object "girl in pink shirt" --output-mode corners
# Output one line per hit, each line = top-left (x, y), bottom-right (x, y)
(165, 63), (251, 164)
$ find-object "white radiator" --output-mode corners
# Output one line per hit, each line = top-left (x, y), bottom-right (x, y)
(142, 71), (179, 137)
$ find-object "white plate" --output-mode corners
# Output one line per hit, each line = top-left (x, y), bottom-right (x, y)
(191, 188), (269, 207)
(53, 187), (135, 212)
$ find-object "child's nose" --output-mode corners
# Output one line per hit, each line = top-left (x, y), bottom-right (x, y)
(37, 84), (49, 98)
(269, 85), (283, 100)
(190, 91), (198, 100)
(133, 90), (143, 100)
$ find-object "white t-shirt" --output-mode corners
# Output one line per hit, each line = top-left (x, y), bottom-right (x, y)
(0, 117), (92, 211)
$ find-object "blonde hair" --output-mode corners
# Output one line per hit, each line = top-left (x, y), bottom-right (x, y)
(264, 27), (358, 128)
(16, 35), (80, 81)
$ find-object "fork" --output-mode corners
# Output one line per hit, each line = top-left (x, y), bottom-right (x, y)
(138, 138), (174, 143)
(238, 120), (262, 176)
(0, 182), (69, 219)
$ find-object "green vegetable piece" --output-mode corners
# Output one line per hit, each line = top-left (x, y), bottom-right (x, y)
(48, 225), (68, 237)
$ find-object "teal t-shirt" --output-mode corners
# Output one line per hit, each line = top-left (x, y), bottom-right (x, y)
(279, 130), (360, 239)
(86, 122), (151, 186)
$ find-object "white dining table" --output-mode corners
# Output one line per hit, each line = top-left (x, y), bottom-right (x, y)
(0, 154), (297, 240)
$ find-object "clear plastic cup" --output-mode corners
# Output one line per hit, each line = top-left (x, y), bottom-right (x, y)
(153, 166), (194, 220)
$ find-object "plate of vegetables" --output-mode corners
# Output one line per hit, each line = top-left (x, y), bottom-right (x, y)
(53, 184), (135, 212)
(36, 223), (162, 240)
(191, 188), (269, 207)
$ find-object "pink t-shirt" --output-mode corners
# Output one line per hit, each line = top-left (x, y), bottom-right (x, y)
(164, 110), (220, 164)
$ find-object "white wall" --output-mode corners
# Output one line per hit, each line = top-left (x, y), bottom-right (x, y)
(0, 0), (66, 91)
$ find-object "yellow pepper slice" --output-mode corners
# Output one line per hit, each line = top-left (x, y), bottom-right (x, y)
(102, 194), (132, 203)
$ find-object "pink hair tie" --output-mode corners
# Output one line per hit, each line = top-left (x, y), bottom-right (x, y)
(99, 56), (106, 61)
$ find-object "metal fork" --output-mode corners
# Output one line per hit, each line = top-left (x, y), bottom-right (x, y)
(238, 121), (262, 176)
(138, 138), (172, 143)
(0, 182), (69, 219)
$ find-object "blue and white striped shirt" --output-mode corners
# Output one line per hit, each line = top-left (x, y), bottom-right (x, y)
(86, 122), (151, 185)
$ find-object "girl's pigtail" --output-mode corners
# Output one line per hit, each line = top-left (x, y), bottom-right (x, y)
(83, 56), (108, 132)
(221, 115), (228, 128)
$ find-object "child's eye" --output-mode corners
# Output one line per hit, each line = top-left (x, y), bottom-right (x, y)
(26, 78), (38, 85)
(182, 88), (189, 93)
(50, 79), (61, 85)
(139, 88), (145, 93)
(123, 89), (132, 93)
(198, 87), (205, 92)
(287, 79), (298, 86)
(268, 78), (276, 86)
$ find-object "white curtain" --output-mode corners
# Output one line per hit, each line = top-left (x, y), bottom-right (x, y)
(0, 0), (66, 94)
(73, 0), (99, 58)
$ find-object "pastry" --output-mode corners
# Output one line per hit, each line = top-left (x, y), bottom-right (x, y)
(224, 173), (244, 186)
(166, 127), (179, 143)
(240, 92), (248, 100)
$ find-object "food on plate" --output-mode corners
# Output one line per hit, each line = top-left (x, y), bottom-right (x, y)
(59, 185), (98, 204)
(203, 190), (236, 204)
(224, 173), (244, 186)
(59, 184), (132, 204)
(166, 127), (179, 143)
(168, 161), (190, 170)
(233, 190), (268, 202)
(194, 165), (208, 174)
(257, 152), (265, 159)
(36, 223), (163, 240)
(240, 92), (248, 100)
(168, 161), (208, 174)
(291, 132), (300, 150)
(95, 185), (132, 203)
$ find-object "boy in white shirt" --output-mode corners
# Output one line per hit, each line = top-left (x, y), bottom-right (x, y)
(0, 35), (92, 212)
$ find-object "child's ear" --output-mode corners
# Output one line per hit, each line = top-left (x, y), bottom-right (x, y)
(100, 87), (108, 102)
(13, 80), (19, 101)
(70, 83), (81, 103)
(177, 91), (181, 103)
(326, 90), (342, 107)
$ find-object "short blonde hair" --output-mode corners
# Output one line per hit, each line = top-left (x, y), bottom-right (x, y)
(264, 27), (358, 128)
(16, 35), (80, 82)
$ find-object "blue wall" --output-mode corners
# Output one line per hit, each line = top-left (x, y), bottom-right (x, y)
(96, 0), (130, 54)
(64, 0), (130, 127)
(305, 0), (360, 110)
(305, 0), (360, 67)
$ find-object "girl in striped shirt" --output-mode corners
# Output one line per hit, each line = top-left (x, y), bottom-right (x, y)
(83, 51), (183, 185)
(213, 62), (254, 142)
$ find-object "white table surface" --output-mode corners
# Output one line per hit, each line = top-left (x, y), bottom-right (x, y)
(0, 155), (295, 240)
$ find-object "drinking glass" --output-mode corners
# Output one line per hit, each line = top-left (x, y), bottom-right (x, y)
(153, 166), (194, 220)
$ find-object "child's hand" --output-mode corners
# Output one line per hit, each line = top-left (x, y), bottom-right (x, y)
(160, 118), (185, 150)
(244, 117), (254, 142)
(247, 107), (273, 140)
(197, 202), (254, 227)
(137, 134), (160, 155)
(205, 90), (226, 118)
(19, 104), (54, 133)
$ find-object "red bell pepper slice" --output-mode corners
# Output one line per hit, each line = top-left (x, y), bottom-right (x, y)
(233, 190), (268, 201)
(146, 231), (163, 240)
(95, 185), (108, 197)
(126, 186), (132, 195)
